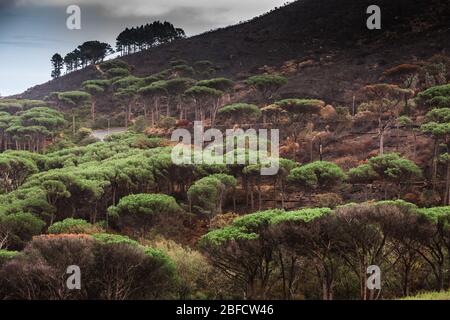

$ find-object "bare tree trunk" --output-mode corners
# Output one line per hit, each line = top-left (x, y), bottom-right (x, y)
(432, 138), (438, 191)
(445, 161), (450, 205)
(91, 100), (96, 121)
(72, 113), (76, 135)
(379, 132), (385, 155)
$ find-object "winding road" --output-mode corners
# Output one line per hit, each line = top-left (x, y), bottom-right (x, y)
(91, 127), (127, 141)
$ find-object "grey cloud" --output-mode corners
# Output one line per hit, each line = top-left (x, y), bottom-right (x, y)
(14, 0), (289, 20)
(10, 0), (291, 35)
(0, 35), (69, 48)
(0, 0), (15, 8)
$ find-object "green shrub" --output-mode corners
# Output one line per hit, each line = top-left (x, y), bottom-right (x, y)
(107, 194), (182, 233)
(401, 290), (450, 300)
(0, 212), (46, 250)
(106, 67), (130, 79)
(288, 161), (346, 190)
(48, 218), (102, 234)
(92, 233), (140, 247)
(218, 103), (261, 123)
(158, 116), (177, 130)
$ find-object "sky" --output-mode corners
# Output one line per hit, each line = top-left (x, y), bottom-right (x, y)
(0, 0), (291, 96)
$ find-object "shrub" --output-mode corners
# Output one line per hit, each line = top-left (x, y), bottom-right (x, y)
(197, 78), (234, 92)
(107, 194), (182, 234)
(0, 250), (20, 267)
(368, 153), (422, 182)
(348, 163), (379, 184)
(91, 233), (140, 247)
(132, 116), (149, 133)
(275, 98), (325, 115)
(92, 239), (177, 299)
(48, 218), (102, 234)
(171, 64), (195, 77)
(0, 212), (46, 250)
(401, 290), (450, 300)
(0, 233), (177, 299)
(287, 161), (346, 191)
(98, 59), (129, 71)
(0, 234), (96, 299)
(158, 116), (177, 130)
(74, 127), (92, 142)
(218, 103), (261, 124)
(152, 239), (214, 299)
(187, 175), (237, 219)
(245, 75), (288, 101)
(106, 67), (130, 79)
(417, 84), (450, 109)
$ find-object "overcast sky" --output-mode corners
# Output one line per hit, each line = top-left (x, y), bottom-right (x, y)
(0, 0), (291, 96)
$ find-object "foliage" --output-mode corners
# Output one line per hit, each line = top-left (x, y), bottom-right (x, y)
(0, 234), (177, 299)
(187, 174), (236, 218)
(0, 250), (20, 264)
(185, 86), (223, 99)
(98, 59), (130, 71)
(348, 163), (379, 183)
(218, 103), (261, 123)
(48, 218), (102, 234)
(116, 21), (185, 55)
(106, 68), (130, 79)
(50, 53), (64, 79)
(0, 106), (66, 153)
(197, 78), (234, 92)
(108, 194), (182, 233)
(275, 98), (325, 115)
(152, 238), (214, 299)
(368, 153), (422, 182)
(417, 206), (450, 224)
(417, 84), (450, 109)
(421, 108), (450, 136)
(245, 75), (288, 101)
(63, 41), (113, 73)
(171, 64), (195, 77)
(0, 212), (46, 250)
(270, 207), (332, 224)
(0, 154), (39, 193)
(287, 161), (346, 190)
(401, 290), (450, 300)
(91, 233), (140, 247)
(199, 226), (258, 247)
(56, 91), (92, 108)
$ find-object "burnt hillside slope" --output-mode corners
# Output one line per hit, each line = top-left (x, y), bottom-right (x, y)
(19, 0), (450, 104)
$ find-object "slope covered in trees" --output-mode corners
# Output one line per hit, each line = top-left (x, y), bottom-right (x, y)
(1, 0), (450, 301)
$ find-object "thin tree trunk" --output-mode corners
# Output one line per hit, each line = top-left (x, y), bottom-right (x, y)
(91, 100), (96, 121)
(72, 113), (76, 135)
(444, 161), (450, 205)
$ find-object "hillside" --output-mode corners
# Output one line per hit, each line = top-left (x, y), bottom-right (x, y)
(19, 0), (450, 104)
(3, 0), (450, 301)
